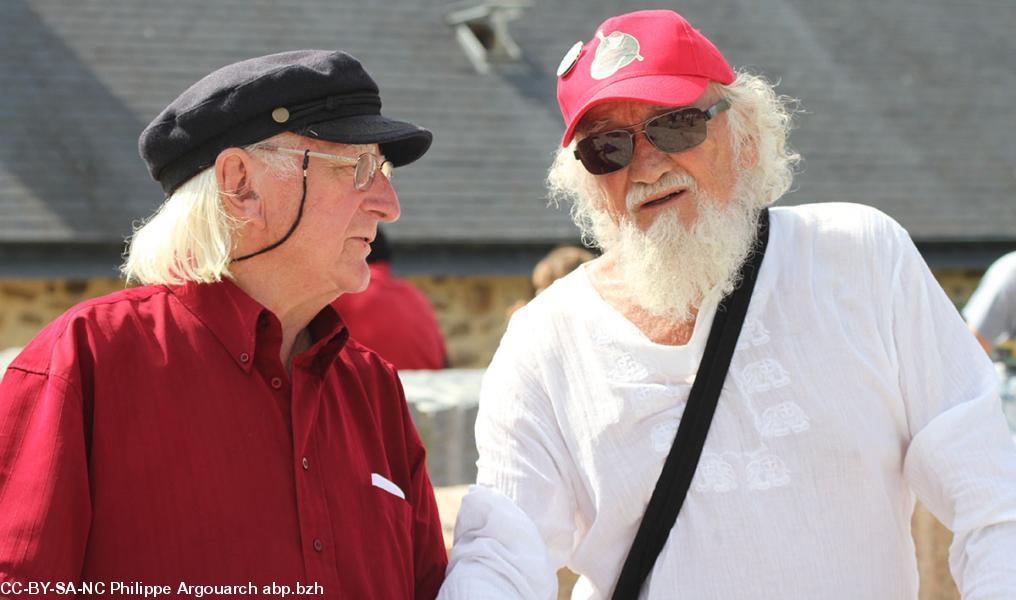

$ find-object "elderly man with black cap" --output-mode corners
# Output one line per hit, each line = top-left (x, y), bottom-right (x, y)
(439, 10), (1016, 600)
(0, 51), (446, 598)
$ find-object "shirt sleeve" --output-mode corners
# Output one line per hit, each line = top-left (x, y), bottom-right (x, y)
(0, 357), (92, 582)
(888, 229), (1016, 596)
(439, 485), (558, 600)
(439, 312), (573, 600)
(962, 252), (1016, 346)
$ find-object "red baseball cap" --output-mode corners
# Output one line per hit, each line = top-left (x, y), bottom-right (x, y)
(556, 10), (735, 147)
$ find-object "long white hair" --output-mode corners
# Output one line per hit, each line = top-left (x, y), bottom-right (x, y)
(121, 137), (297, 285)
(547, 70), (801, 250)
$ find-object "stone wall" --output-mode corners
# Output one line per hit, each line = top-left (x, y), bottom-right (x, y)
(0, 275), (533, 367)
(406, 274), (531, 368)
(0, 279), (126, 350)
(0, 269), (985, 362)
(935, 269), (985, 309)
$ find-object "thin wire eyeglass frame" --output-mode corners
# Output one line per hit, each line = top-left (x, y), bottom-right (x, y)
(258, 145), (394, 191)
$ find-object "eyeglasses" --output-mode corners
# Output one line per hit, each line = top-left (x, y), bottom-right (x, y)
(573, 99), (732, 175)
(259, 145), (394, 191)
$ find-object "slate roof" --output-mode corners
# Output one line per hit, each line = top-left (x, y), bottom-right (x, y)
(2, 0), (1014, 275)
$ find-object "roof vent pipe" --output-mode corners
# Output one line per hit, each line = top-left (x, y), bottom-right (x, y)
(444, 1), (529, 74)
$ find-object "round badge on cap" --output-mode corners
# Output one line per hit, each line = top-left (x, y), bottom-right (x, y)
(557, 41), (584, 78)
(271, 107), (290, 124)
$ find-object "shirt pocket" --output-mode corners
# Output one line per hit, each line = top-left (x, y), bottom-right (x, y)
(366, 471), (412, 541)
(363, 471), (414, 597)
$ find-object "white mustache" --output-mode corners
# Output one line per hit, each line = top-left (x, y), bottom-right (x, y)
(625, 171), (698, 212)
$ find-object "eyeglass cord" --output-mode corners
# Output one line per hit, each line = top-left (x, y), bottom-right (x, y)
(232, 149), (311, 263)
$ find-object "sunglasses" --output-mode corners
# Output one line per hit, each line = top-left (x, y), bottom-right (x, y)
(260, 145), (393, 191)
(574, 98), (731, 175)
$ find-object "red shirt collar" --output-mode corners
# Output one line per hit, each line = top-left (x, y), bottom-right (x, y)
(168, 278), (348, 374)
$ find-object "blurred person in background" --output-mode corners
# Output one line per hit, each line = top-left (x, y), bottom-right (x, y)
(440, 10), (1016, 599)
(532, 245), (597, 296)
(505, 245), (596, 320)
(963, 250), (1016, 356)
(964, 250), (1016, 429)
(333, 228), (448, 370)
(0, 50), (445, 598)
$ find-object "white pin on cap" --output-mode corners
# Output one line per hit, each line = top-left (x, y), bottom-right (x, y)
(557, 41), (584, 78)
(590, 30), (644, 80)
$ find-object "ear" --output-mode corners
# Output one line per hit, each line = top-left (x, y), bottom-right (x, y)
(216, 148), (267, 229)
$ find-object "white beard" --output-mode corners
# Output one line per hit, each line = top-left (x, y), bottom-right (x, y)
(613, 172), (764, 322)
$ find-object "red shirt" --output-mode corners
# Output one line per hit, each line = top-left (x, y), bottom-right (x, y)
(333, 263), (447, 370)
(0, 279), (446, 599)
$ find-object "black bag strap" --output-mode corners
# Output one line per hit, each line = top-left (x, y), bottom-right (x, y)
(611, 208), (771, 600)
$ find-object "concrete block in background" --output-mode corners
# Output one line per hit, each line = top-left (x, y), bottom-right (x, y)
(401, 368), (483, 487)
(0, 347), (21, 376)
(434, 484), (469, 552)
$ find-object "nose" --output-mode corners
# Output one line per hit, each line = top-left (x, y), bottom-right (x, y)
(365, 177), (401, 223)
(626, 132), (674, 185)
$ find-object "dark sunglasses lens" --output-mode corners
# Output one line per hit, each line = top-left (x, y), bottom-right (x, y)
(646, 109), (707, 153)
(576, 131), (633, 174)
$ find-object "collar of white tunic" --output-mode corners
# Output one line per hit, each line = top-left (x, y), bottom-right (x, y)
(568, 262), (724, 381)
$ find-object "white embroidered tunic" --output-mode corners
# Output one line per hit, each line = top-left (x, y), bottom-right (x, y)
(440, 203), (1016, 599)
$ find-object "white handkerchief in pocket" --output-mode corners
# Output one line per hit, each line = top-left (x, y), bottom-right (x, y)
(371, 473), (406, 500)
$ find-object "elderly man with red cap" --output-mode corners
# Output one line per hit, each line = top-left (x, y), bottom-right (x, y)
(0, 51), (445, 598)
(439, 10), (1016, 600)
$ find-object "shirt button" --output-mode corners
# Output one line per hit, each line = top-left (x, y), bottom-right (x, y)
(302, 457), (310, 470)
(239, 352), (250, 363)
(271, 377), (283, 389)
(313, 538), (323, 552)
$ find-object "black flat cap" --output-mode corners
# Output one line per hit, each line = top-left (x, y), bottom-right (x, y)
(139, 50), (432, 195)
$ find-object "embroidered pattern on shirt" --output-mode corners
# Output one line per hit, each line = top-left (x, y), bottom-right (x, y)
(593, 329), (650, 382)
(650, 420), (678, 453)
(607, 351), (650, 382)
(683, 315), (810, 494)
(737, 358), (791, 394)
(758, 401), (811, 437)
(745, 453), (792, 490)
(633, 382), (686, 404)
(693, 452), (738, 493)
(736, 317), (771, 350)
